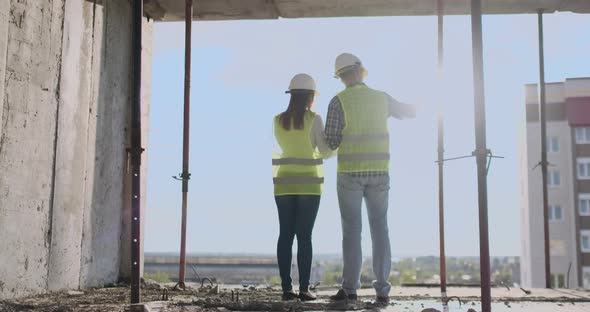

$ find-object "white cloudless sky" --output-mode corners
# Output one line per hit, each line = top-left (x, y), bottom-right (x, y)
(145, 13), (590, 257)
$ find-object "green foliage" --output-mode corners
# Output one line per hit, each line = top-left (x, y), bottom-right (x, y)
(321, 262), (343, 285)
(144, 272), (171, 284)
(322, 270), (342, 285)
(268, 275), (281, 286)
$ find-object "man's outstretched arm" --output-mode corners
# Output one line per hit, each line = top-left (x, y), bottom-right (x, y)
(387, 94), (416, 119)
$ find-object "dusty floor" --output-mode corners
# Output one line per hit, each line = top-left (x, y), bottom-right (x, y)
(1, 282), (590, 312)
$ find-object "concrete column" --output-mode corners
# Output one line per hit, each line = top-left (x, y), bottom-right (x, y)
(47, 0), (96, 291)
(78, 0), (153, 287)
(78, 0), (131, 287)
(0, 0), (9, 141)
(0, 0), (154, 299)
(0, 0), (65, 299)
(78, 0), (105, 288)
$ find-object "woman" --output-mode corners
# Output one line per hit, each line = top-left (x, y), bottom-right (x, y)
(272, 73), (333, 301)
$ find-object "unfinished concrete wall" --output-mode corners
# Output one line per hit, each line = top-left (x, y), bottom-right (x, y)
(47, 0), (95, 291)
(0, 0), (66, 298)
(0, 0), (153, 300)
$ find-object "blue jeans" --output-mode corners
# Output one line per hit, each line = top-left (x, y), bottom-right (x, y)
(275, 195), (320, 292)
(337, 173), (392, 297)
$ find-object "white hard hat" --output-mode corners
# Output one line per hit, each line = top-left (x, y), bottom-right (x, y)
(286, 73), (319, 95)
(334, 53), (368, 78)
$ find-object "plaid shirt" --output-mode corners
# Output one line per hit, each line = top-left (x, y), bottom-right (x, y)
(325, 83), (415, 177)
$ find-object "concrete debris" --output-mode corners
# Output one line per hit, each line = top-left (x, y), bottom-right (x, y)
(66, 290), (84, 296)
(2, 285), (590, 311)
(143, 278), (165, 290)
(208, 285), (220, 295)
(130, 303), (150, 312)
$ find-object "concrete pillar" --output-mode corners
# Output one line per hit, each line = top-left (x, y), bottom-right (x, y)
(77, 0), (153, 287)
(0, 0), (65, 298)
(0, 0), (153, 299)
(47, 0), (96, 291)
(0, 0), (9, 140)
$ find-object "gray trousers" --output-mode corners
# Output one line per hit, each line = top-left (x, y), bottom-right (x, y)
(337, 173), (392, 297)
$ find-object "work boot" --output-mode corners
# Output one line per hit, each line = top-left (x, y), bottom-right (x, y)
(329, 289), (357, 301)
(373, 295), (390, 306)
(281, 291), (298, 301)
(298, 291), (317, 302)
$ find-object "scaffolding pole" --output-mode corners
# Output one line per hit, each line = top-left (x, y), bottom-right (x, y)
(537, 9), (552, 289)
(470, 1), (491, 311)
(130, 0), (144, 304)
(436, 0), (447, 300)
(177, 0), (193, 289)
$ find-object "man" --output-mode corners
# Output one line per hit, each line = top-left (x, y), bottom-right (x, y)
(326, 53), (416, 304)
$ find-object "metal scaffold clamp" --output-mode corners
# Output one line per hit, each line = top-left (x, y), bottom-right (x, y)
(532, 160), (555, 171)
(435, 148), (503, 176)
(125, 147), (145, 173)
(172, 172), (191, 181)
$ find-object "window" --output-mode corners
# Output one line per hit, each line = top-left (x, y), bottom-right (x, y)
(548, 169), (561, 186)
(576, 127), (590, 144)
(547, 136), (559, 153)
(578, 158), (590, 179)
(582, 230), (590, 253)
(580, 194), (590, 216)
(549, 205), (563, 221)
(550, 273), (566, 288)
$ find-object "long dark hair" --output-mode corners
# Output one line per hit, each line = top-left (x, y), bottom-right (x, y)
(279, 91), (314, 130)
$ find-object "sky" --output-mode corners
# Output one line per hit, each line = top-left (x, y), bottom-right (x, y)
(145, 12), (590, 257)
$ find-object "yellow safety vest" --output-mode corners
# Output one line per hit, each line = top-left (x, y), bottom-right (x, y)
(273, 111), (324, 195)
(337, 85), (390, 172)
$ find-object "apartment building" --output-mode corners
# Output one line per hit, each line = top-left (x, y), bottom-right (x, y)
(520, 77), (590, 289)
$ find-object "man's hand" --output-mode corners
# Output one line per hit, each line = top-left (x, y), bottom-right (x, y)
(402, 102), (417, 119)
(388, 94), (417, 119)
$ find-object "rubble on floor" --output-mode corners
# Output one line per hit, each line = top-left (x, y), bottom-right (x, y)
(1, 281), (590, 312)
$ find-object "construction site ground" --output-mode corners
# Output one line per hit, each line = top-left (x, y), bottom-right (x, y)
(1, 281), (589, 312)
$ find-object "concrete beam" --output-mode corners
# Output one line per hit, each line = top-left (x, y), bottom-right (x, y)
(150, 0), (590, 21)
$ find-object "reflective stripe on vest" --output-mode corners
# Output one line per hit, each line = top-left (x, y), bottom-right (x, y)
(338, 153), (390, 161)
(272, 158), (323, 166)
(273, 177), (325, 184)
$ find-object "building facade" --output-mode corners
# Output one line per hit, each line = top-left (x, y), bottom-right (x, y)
(520, 78), (590, 289)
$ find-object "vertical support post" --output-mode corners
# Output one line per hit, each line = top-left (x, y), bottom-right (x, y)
(537, 9), (551, 289)
(130, 0), (144, 304)
(177, 0), (192, 289)
(470, 1), (491, 311)
(436, 0), (447, 299)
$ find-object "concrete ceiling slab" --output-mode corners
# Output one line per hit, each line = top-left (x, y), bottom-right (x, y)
(145, 0), (590, 21)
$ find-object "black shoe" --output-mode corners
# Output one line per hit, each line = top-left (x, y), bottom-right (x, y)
(282, 291), (298, 301)
(329, 289), (357, 301)
(298, 291), (317, 302)
(373, 295), (389, 306)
